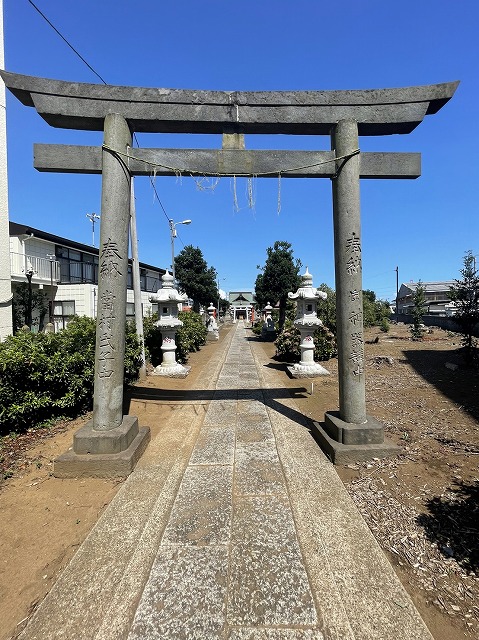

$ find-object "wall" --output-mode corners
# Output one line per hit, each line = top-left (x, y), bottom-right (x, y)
(393, 314), (479, 337)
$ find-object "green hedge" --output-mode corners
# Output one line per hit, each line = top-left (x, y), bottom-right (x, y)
(0, 316), (142, 436)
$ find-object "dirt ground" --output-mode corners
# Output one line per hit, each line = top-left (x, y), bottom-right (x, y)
(1, 323), (478, 640)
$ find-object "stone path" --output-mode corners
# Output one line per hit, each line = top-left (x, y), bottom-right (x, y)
(19, 321), (434, 640)
(129, 322), (321, 639)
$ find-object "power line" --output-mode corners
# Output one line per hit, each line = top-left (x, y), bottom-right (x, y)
(27, 1), (108, 85)
(27, 0), (171, 224)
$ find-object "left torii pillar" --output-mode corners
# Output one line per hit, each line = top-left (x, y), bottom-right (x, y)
(55, 114), (150, 478)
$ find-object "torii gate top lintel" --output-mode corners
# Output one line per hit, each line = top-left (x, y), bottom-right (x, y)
(0, 70), (459, 136)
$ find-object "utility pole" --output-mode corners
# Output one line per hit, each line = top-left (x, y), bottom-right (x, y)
(130, 181), (146, 379)
(395, 266), (399, 317)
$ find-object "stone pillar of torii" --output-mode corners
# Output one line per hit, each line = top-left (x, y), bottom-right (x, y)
(1, 70), (458, 473)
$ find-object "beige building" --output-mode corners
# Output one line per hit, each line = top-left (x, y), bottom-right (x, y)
(9, 221), (164, 332)
(396, 281), (457, 317)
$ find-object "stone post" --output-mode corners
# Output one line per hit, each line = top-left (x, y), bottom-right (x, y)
(54, 113), (150, 478)
(93, 113), (133, 430)
(331, 119), (366, 424)
(313, 119), (399, 463)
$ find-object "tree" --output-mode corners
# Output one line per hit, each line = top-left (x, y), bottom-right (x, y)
(410, 280), (427, 340)
(362, 289), (391, 328)
(174, 245), (218, 313)
(255, 241), (302, 331)
(449, 250), (479, 363)
(12, 283), (48, 333)
(317, 283), (336, 333)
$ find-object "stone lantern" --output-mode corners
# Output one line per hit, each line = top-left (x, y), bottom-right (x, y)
(261, 301), (276, 339)
(206, 302), (219, 341)
(149, 270), (190, 377)
(287, 267), (329, 377)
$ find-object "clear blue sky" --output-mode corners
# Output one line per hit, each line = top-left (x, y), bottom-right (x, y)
(4, 0), (478, 301)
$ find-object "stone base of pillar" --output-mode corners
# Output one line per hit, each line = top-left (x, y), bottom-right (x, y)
(287, 363), (330, 378)
(53, 416), (150, 478)
(152, 363), (191, 378)
(312, 411), (401, 465)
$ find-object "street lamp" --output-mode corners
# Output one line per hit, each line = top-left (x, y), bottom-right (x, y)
(47, 254), (56, 327)
(24, 263), (35, 329)
(86, 213), (100, 247)
(169, 218), (192, 282)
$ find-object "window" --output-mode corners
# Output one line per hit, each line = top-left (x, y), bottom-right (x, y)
(126, 302), (135, 318)
(56, 246), (98, 284)
(53, 300), (75, 330)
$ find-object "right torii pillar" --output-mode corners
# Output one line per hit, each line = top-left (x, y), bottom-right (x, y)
(314, 119), (398, 463)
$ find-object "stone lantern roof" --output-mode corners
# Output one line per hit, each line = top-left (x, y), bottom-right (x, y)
(288, 267), (327, 302)
(151, 270), (188, 304)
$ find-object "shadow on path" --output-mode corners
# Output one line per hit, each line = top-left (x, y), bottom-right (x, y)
(125, 385), (315, 435)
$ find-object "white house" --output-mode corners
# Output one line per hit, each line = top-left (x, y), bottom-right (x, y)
(9, 221), (165, 332)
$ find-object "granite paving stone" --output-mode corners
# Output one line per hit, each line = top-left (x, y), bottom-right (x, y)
(128, 545), (229, 640)
(236, 420), (275, 444)
(227, 496), (317, 627)
(234, 442), (286, 496)
(228, 630), (324, 640)
(203, 401), (238, 425)
(161, 465), (233, 546)
(190, 425), (236, 465)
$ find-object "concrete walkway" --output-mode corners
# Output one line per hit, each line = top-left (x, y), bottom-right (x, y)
(19, 321), (433, 640)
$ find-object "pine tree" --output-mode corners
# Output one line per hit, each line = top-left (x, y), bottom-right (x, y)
(174, 245), (218, 313)
(410, 280), (427, 340)
(255, 241), (302, 331)
(449, 250), (479, 363)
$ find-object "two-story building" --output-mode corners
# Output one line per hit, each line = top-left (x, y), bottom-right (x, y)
(10, 221), (165, 332)
(396, 281), (457, 317)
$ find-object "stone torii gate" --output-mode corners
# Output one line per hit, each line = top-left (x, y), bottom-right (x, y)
(1, 71), (458, 472)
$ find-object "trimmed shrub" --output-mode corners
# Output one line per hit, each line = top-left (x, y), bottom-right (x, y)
(143, 311), (207, 366)
(275, 322), (337, 362)
(0, 316), (142, 435)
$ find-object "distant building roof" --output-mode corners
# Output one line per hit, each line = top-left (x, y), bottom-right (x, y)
(398, 281), (456, 295)
(229, 291), (255, 304)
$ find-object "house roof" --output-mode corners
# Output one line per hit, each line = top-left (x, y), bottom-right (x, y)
(398, 281), (456, 295)
(9, 221), (165, 274)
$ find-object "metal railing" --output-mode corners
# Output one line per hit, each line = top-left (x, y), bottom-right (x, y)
(10, 252), (61, 282)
